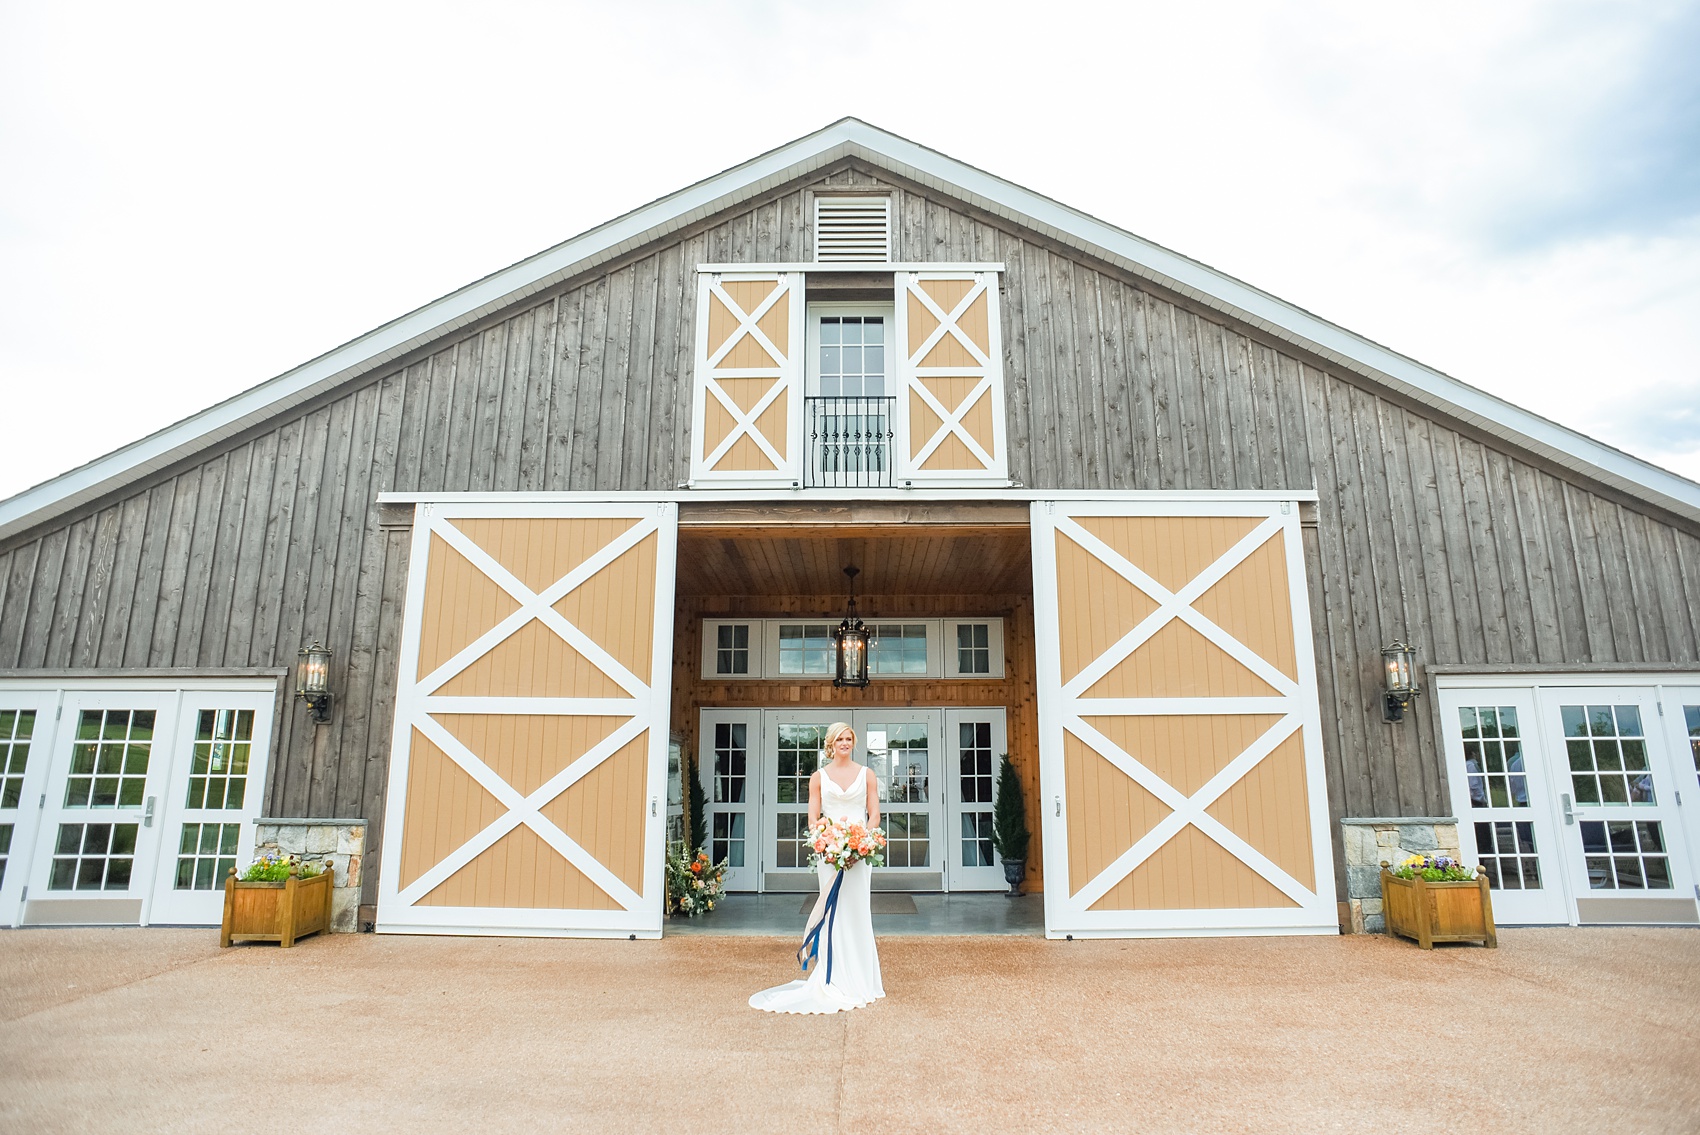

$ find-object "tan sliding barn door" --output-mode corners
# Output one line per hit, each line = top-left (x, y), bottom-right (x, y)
(378, 502), (677, 937)
(689, 271), (804, 485)
(893, 271), (1008, 483)
(1031, 500), (1336, 937)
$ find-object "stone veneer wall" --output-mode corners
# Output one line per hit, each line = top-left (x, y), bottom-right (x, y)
(1339, 817), (1461, 934)
(253, 818), (366, 933)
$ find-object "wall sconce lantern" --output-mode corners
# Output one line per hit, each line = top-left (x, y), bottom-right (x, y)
(832, 566), (871, 689)
(1382, 640), (1420, 723)
(296, 641), (334, 724)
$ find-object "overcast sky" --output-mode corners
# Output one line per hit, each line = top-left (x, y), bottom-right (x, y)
(2, 0), (1696, 501)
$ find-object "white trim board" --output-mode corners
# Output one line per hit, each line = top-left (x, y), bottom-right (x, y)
(376, 488), (1322, 505)
(699, 262), (1005, 273)
(4, 118), (1695, 543)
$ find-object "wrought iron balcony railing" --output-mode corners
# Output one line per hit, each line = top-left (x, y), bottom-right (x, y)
(805, 396), (895, 488)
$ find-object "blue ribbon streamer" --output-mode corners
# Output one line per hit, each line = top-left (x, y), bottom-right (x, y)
(797, 868), (846, 982)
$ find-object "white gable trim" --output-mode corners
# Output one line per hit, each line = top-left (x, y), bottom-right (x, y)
(3, 118), (1696, 542)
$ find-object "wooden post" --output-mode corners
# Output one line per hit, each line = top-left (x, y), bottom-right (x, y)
(1412, 871), (1433, 950)
(1477, 870), (1499, 949)
(220, 867), (236, 949)
(280, 867), (298, 949)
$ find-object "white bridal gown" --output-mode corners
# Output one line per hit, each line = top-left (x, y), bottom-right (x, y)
(749, 765), (886, 1014)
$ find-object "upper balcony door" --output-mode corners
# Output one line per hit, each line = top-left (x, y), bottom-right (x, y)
(805, 303), (895, 488)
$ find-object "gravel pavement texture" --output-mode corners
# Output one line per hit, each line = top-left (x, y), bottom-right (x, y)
(2, 926), (1696, 1134)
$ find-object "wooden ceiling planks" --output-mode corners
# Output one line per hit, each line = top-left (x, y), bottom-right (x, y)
(675, 526), (1033, 597)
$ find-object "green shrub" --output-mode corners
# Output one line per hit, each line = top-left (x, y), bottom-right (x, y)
(992, 754), (1030, 862)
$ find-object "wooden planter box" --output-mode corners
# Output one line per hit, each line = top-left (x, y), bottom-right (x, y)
(1379, 864), (1497, 949)
(220, 867), (332, 948)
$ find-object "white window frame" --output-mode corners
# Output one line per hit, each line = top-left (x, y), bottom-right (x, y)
(764, 620), (843, 679)
(700, 619), (763, 680)
(865, 620), (945, 679)
(805, 302), (898, 398)
(944, 618), (1006, 679)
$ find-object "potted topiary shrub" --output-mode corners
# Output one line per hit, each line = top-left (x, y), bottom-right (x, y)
(992, 754), (1030, 896)
(220, 852), (332, 948)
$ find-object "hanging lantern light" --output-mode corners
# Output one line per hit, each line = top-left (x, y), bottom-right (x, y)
(832, 566), (871, 689)
(1382, 640), (1419, 723)
(296, 640), (334, 724)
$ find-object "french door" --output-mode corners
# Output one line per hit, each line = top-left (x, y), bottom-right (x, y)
(23, 692), (181, 926)
(0, 693), (57, 923)
(945, 709), (1008, 891)
(700, 709), (759, 891)
(759, 711), (836, 892)
(1439, 688), (1570, 924)
(14, 687), (275, 927)
(860, 709), (944, 890)
(1656, 686), (1700, 885)
(701, 706), (1009, 892)
(1540, 687), (1695, 924)
(1443, 679), (1699, 925)
(146, 693), (275, 924)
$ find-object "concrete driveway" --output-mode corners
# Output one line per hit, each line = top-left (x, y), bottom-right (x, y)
(2, 926), (1696, 1134)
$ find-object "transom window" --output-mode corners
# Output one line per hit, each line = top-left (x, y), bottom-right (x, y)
(716, 625), (751, 675)
(956, 624), (992, 675)
(869, 624), (929, 675)
(777, 624), (836, 675)
(705, 618), (997, 680)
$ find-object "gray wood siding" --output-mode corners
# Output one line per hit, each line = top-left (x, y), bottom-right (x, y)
(2, 161), (1697, 903)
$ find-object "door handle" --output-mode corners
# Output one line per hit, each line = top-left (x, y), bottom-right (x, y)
(1054, 796), (1061, 817)
(651, 795), (658, 818)
(1561, 793), (1574, 825)
(143, 796), (157, 828)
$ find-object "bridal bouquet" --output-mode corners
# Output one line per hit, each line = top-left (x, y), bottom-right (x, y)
(808, 816), (887, 871)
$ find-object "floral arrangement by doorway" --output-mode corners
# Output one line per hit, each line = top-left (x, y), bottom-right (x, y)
(239, 851), (323, 882)
(1388, 854), (1475, 883)
(666, 847), (728, 916)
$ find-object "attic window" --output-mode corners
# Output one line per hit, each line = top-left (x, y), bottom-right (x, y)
(814, 197), (891, 262)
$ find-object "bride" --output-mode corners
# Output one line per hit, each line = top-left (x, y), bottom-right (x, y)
(749, 721), (886, 1014)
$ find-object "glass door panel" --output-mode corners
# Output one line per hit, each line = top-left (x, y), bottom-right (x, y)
(857, 709), (944, 890)
(1656, 686), (1700, 898)
(1438, 688), (1570, 924)
(0, 694), (58, 926)
(699, 709), (760, 891)
(945, 708), (1009, 891)
(1539, 688), (1697, 925)
(24, 692), (181, 926)
(148, 693), (274, 924)
(761, 711), (836, 892)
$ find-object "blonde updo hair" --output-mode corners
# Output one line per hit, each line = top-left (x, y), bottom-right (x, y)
(823, 722), (856, 752)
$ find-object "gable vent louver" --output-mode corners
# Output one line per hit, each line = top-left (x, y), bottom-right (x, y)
(814, 197), (892, 262)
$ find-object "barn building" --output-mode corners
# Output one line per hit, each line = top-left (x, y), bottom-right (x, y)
(1, 119), (1697, 939)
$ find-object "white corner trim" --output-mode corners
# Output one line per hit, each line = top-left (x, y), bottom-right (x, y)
(4, 117), (1696, 543)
